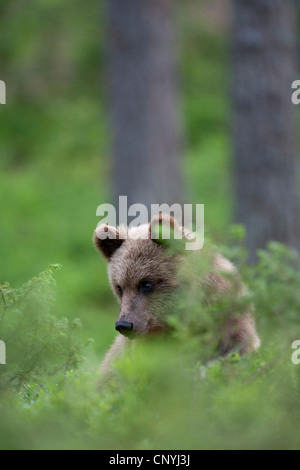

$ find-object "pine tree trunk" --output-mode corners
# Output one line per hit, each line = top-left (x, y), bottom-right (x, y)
(233, 0), (299, 262)
(107, 0), (184, 216)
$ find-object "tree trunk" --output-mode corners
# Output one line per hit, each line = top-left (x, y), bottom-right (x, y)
(107, 0), (184, 217)
(233, 0), (299, 262)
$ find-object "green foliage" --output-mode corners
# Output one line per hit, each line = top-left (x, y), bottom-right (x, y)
(0, 265), (91, 392)
(248, 242), (300, 329)
(1, 243), (300, 449)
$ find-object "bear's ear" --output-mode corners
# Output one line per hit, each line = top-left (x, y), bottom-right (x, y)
(149, 214), (185, 251)
(94, 225), (124, 261)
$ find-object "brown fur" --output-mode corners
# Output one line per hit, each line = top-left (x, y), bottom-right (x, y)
(94, 214), (260, 380)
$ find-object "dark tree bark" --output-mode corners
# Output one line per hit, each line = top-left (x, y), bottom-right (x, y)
(233, 0), (299, 262)
(107, 0), (184, 216)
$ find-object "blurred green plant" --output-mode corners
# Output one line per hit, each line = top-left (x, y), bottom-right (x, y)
(1, 242), (300, 449)
(0, 264), (92, 392)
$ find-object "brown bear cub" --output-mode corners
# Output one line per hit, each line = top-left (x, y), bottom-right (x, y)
(94, 214), (260, 379)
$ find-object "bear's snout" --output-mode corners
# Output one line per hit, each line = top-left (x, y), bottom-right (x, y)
(115, 320), (134, 337)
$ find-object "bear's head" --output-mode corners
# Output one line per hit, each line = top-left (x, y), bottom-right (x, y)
(93, 214), (189, 338)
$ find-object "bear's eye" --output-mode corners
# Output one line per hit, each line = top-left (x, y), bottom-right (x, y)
(116, 285), (123, 297)
(139, 280), (154, 294)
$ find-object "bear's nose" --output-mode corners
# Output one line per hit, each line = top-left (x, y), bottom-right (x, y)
(115, 321), (134, 336)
